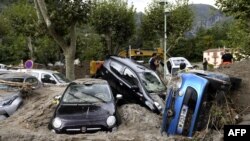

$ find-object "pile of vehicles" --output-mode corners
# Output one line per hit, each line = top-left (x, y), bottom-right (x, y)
(0, 68), (69, 121)
(0, 55), (241, 138)
(93, 56), (241, 137)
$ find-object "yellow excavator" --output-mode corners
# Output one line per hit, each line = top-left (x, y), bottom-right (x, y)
(90, 48), (164, 76)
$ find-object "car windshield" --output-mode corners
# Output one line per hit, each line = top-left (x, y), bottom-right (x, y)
(53, 73), (70, 83)
(62, 84), (112, 103)
(0, 84), (19, 92)
(139, 71), (166, 93)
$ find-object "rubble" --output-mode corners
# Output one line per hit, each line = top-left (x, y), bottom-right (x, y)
(0, 59), (249, 140)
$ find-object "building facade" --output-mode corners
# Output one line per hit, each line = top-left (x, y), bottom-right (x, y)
(203, 48), (226, 68)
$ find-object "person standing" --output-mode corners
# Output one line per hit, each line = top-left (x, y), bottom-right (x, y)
(203, 58), (208, 70)
(221, 49), (233, 68)
(149, 53), (159, 71)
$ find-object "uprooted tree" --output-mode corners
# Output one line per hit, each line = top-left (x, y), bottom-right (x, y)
(34, 0), (91, 80)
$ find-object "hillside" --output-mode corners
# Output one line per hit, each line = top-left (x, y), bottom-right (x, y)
(188, 4), (231, 36)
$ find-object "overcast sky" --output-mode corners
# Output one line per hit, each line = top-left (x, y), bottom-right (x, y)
(128, 0), (216, 12)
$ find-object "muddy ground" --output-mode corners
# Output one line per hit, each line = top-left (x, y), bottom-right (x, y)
(0, 59), (249, 141)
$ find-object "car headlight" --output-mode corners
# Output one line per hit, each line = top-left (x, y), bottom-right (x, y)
(154, 102), (162, 110)
(52, 117), (62, 129)
(106, 116), (116, 127)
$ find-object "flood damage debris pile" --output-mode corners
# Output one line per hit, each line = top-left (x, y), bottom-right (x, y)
(216, 59), (250, 114)
(0, 59), (249, 141)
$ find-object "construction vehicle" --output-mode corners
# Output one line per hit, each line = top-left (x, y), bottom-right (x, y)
(90, 48), (164, 76)
(118, 47), (163, 60)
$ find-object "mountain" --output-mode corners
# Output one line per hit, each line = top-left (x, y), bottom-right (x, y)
(187, 4), (231, 37)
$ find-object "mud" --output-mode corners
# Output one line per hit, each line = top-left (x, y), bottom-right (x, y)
(0, 59), (249, 141)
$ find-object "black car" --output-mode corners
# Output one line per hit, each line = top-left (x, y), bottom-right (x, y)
(95, 56), (167, 114)
(49, 78), (122, 133)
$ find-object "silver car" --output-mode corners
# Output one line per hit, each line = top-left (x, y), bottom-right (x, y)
(0, 84), (22, 120)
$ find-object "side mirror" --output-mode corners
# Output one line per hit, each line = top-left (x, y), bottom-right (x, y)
(116, 94), (123, 99)
(54, 95), (61, 100)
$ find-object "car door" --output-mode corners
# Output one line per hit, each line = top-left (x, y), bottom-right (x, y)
(41, 73), (57, 84)
(119, 67), (142, 102)
(108, 61), (125, 95)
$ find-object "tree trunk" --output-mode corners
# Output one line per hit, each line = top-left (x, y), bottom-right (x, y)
(105, 35), (112, 55)
(64, 47), (75, 80)
(27, 36), (35, 60)
(35, 0), (76, 80)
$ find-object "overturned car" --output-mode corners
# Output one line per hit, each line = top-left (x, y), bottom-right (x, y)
(161, 68), (241, 137)
(95, 56), (166, 114)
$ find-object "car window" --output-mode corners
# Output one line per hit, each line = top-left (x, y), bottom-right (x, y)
(62, 84), (112, 103)
(25, 77), (39, 86)
(53, 73), (70, 83)
(11, 78), (24, 83)
(0, 84), (19, 92)
(139, 71), (166, 93)
(110, 61), (123, 76)
(122, 68), (138, 86)
(41, 74), (56, 84)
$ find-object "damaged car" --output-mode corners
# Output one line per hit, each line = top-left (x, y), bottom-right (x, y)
(0, 84), (23, 120)
(49, 78), (122, 133)
(95, 56), (166, 114)
(161, 69), (240, 137)
(0, 72), (42, 90)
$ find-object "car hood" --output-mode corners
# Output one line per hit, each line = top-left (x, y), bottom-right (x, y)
(0, 92), (20, 106)
(56, 102), (115, 120)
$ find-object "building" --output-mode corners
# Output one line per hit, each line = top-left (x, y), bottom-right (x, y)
(203, 48), (227, 68)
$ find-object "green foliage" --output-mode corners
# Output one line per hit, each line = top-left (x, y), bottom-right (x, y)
(0, 1), (61, 65)
(34, 36), (61, 65)
(76, 26), (104, 61)
(226, 20), (250, 55)
(216, 0), (250, 21)
(141, 0), (193, 50)
(2, 0), (37, 37)
(216, 0), (250, 55)
(45, 0), (91, 36)
(172, 21), (232, 61)
(90, 0), (135, 54)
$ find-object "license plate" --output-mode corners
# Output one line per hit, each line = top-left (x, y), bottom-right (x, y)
(177, 105), (188, 134)
(81, 127), (86, 132)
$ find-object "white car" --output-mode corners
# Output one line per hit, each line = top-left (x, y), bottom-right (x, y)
(0, 64), (7, 71)
(166, 57), (193, 76)
(17, 69), (70, 86)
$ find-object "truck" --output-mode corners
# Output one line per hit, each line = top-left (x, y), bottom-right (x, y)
(90, 48), (164, 76)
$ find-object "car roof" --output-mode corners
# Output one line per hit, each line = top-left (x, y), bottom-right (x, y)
(73, 78), (108, 85)
(18, 69), (59, 74)
(168, 57), (193, 68)
(0, 72), (34, 79)
(109, 56), (150, 73)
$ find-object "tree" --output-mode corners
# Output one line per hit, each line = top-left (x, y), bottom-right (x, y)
(141, 0), (193, 51)
(34, 0), (91, 80)
(76, 25), (104, 61)
(90, 0), (135, 55)
(216, 0), (250, 22)
(0, 0), (61, 65)
(216, 0), (250, 55)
